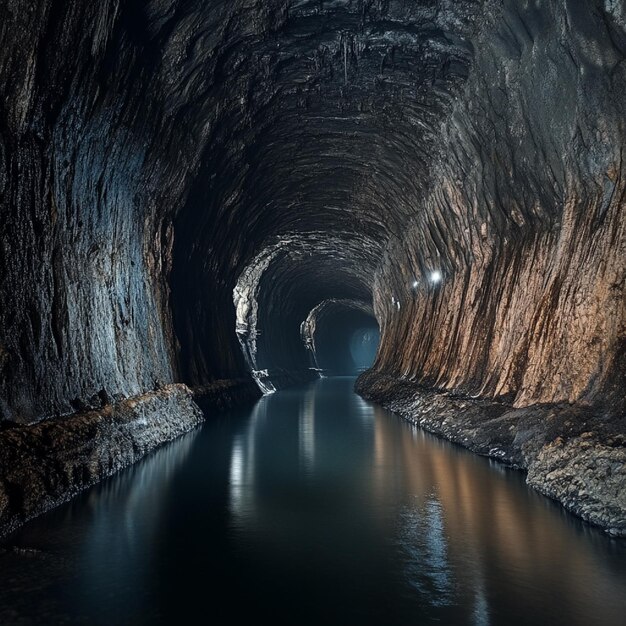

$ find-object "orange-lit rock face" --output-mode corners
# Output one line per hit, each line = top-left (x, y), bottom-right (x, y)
(370, 2), (626, 411)
(374, 193), (625, 408)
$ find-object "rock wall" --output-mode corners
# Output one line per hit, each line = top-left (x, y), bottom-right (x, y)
(1, 0), (480, 417)
(0, 1), (194, 422)
(0, 0), (290, 421)
(371, 0), (626, 412)
(0, 0), (624, 535)
(359, 0), (626, 535)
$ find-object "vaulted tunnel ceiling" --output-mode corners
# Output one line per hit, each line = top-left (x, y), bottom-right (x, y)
(168, 0), (483, 388)
(1, 0), (625, 548)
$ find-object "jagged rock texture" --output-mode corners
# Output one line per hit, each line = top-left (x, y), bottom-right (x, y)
(371, 1), (626, 411)
(0, 0), (624, 532)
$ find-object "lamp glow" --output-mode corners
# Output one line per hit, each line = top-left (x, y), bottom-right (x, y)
(430, 270), (442, 284)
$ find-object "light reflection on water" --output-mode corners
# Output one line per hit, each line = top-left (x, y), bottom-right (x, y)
(299, 386), (316, 474)
(1, 377), (625, 625)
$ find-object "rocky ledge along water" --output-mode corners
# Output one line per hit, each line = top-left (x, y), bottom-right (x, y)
(0, 378), (271, 538)
(0, 384), (207, 538)
(356, 371), (626, 537)
(0, 384), (206, 538)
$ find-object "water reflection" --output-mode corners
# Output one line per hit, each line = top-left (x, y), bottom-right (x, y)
(225, 379), (626, 625)
(0, 428), (200, 624)
(299, 385), (316, 473)
(369, 405), (626, 626)
(1, 378), (625, 625)
(397, 498), (454, 606)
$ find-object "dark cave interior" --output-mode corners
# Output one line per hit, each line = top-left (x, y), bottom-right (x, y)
(0, 0), (624, 538)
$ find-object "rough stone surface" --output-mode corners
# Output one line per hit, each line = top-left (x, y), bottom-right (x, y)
(356, 371), (626, 536)
(371, 0), (626, 411)
(528, 436), (626, 537)
(0, 0), (624, 537)
(0, 384), (203, 537)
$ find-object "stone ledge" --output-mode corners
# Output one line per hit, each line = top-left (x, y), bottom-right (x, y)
(0, 384), (203, 538)
(356, 370), (626, 537)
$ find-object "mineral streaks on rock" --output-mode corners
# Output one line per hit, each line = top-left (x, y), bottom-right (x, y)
(371, 0), (626, 411)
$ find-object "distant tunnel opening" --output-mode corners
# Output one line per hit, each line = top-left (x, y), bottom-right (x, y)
(233, 238), (377, 393)
(302, 300), (379, 377)
(348, 326), (380, 373)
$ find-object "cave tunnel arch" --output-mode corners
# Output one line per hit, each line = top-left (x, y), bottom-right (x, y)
(148, 0), (483, 402)
(232, 233), (377, 392)
(302, 300), (380, 376)
(143, 0), (625, 414)
(0, 0), (625, 554)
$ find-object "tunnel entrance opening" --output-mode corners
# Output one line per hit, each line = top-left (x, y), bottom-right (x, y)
(232, 235), (379, 394)
(302, 300), (379, 377)
(315, 315), (379, 376)
(348, 327), (380, 373)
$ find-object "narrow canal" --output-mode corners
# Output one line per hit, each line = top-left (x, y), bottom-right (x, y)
(1, 377), (625, 625)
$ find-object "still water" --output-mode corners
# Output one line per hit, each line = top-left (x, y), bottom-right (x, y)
(1, 378), (625, 625)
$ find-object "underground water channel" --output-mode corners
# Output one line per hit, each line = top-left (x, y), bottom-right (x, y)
(0, 377), (625, 626)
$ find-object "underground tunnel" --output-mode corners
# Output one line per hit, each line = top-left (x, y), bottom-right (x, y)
(301, 299), (380, 375)
(0, 0), (625, 623)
